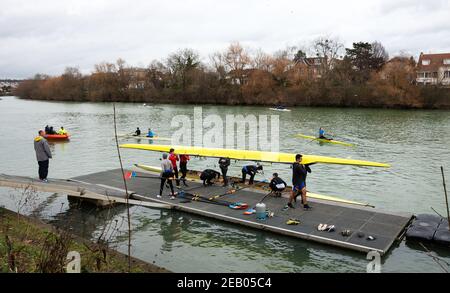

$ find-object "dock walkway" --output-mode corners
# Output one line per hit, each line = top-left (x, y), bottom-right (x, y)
(74, 168), (413, 255)
(1, 169), (413, 255)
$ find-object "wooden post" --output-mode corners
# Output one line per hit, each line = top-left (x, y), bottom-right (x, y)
(441, 166), (450, 230)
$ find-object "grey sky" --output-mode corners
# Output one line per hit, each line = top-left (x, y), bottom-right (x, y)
(1, 0), (449, 79)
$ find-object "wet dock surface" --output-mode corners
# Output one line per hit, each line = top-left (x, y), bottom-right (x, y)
(73, 168), (413, 255)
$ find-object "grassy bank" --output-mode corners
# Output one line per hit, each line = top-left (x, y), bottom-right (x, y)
(0, 207), (170, 273)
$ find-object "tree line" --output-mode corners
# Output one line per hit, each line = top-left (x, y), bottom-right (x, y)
(14, 38), (450, 109)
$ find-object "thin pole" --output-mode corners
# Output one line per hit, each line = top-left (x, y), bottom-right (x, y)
(113, 103), (132, 272)
(441, 166), (450, 231)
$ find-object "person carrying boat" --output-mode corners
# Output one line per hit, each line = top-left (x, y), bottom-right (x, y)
(286, 154), (312, 210)
(168, 148), (180, 187)
(218, 157), (230, 186)
(179, 154), (190, 186)
(134, 127), (141, 136)
(158, 153), (175, 199)
(318, 127), (331, 140)
(200, 169), (221, 186)
(146, 128), (155, 138)
(57, 126), (67, 135)
(34, 130), (52, 182)
(241, 164), (263, 185)
(269, 173), (287, 197)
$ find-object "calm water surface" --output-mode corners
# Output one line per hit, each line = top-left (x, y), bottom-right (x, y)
(0, 96), (449, 272)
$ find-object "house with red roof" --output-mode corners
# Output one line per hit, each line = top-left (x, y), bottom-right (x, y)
(416, 52), (450, 85)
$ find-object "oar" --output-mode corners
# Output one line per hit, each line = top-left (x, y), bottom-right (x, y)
(181, 192), (248, 209)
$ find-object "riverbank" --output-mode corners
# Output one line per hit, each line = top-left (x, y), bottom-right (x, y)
(0, 207), (170, 273)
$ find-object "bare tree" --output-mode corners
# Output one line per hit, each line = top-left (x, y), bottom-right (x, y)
(223, 42), (251, 85)
(371, 41), (389, 64)
(252, 49), (273, 72)
(166, 48), (201, 90)
(312, 36), (344, 74)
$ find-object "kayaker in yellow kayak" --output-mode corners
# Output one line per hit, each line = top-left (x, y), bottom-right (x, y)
(319, 127), (331, 140)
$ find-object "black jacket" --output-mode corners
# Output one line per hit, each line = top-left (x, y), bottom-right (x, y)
(200, 169), (221, 180)
(269, 177), (287, 190)
(292, 162), (311, 186)
(219, 158), (230, 169)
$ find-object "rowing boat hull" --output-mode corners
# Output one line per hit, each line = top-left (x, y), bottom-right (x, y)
(121, 144), (389, 167)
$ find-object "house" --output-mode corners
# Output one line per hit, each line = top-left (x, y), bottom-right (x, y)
(294, 57), (327, 78)
(123, 68), (147, 89)
(416, 52), (450, 85)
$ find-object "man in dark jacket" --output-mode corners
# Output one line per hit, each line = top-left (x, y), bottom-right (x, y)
(218, 157), (230, 186)
(241, 164), (263, 185)
(285, 154), (312, 210)
(200, 169), (221, 186)
(269, 173), (287, 197)
(34, 130), (52, 182)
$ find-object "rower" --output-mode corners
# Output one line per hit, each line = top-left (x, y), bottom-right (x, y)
(241, 164), (263, 185)
(285, 154), (312, 210)
(269, 173), (287, 197)
(218, 157), (231, 186)
(134, 127), (141, 136)
(318, 127), (331, 140)
(200, 169), (221, 186)
(146, 128), (155, 138)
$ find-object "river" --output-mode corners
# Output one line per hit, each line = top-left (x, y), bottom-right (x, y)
(1, 96), (449, 272)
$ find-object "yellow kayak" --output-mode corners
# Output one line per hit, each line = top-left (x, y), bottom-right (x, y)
(296, 134), (355, 147)
(133, 164), (374, 208)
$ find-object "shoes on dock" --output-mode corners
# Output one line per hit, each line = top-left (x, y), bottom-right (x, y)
(341, 229), (352, 237)
(170, 196), (175, 200)
(286, 218), (300, 225)
(156, 195), (162, 198)
(41, 179), (48, 183)
(303, 204), (312, 210)
(317, 224), (335, 232)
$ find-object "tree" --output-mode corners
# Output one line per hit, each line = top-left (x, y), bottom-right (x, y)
(371, 41), (389, 69)
(166, 49), (200, 91)
(293, 49), (307, 63)
(312, 37), (344, 75)
(345, 42), (389, 83)
(223, 42), (251, 86)
(252, 49), (273, 71)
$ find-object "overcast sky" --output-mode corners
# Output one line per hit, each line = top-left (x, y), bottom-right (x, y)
(1, 0), (449, 79)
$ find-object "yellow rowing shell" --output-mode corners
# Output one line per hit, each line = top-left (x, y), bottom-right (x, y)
(133, 164), (374, 208)
(296, 134), (355, 147)
(120, 144), (389, 168)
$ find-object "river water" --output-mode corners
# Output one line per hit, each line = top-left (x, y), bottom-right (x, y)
(1, 96), (449, 272)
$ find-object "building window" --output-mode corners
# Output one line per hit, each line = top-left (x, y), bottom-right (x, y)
(417, 72), (425, 78)
(444, 71), (450, 78)
(444, 59), (450, 65)
(314, 59), (321, 65)
(422, 59), (430, 65)
(432, 72), (438, 78)
(424, 72), (432, 78)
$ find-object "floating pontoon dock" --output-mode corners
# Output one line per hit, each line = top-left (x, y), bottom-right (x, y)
(1, 169), (413, 255)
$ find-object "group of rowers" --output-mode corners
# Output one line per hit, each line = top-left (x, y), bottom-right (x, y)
(133, 127), (155, 138)
(44, 125), (68, 135)
(157, 148), (312, 210)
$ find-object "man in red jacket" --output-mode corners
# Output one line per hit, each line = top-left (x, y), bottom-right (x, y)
(168, 148), (180, 187)
(179, 154), (190, 187)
